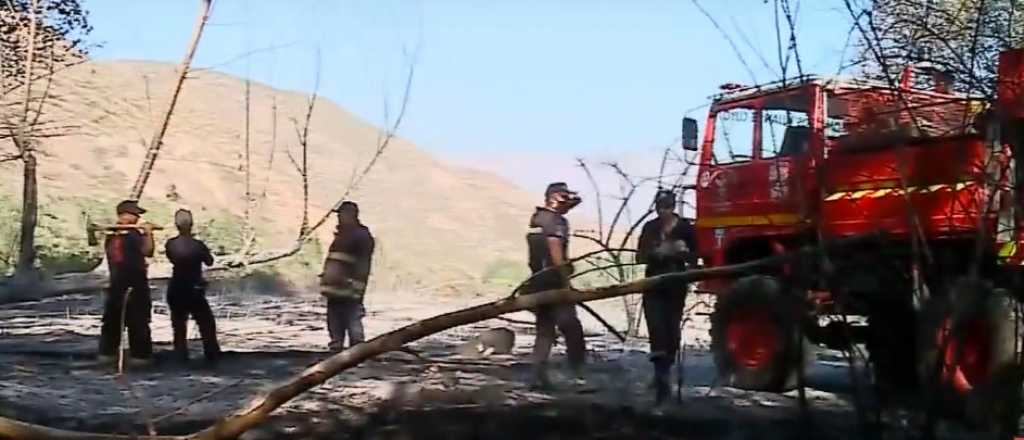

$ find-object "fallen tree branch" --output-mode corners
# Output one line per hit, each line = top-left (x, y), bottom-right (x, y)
(0, 233), (879, 439)
(191, 233), (876, 440)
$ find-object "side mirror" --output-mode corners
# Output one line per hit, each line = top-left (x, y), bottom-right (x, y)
(682, 117), (699, 151)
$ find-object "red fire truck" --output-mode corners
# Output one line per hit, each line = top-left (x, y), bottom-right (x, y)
(684, 47), (1024, 426)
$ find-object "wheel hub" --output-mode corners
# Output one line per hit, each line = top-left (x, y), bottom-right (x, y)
(724, 307), (781, 370)
(937, 317), (992, 394)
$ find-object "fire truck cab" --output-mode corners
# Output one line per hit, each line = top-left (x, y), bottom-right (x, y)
(682, 48), (1024, 429)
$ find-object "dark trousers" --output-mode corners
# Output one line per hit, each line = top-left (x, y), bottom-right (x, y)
(327, 298), (365, 350)
(531, 302), (586, 370)
(167, 282), (221, 361)
(99, 274), (153, 359)
(643, 286), (687, 376)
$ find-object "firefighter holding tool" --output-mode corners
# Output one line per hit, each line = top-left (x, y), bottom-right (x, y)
(97, 200), (156, 367)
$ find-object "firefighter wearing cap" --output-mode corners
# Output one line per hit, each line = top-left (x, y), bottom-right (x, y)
(165, 209), (221, 364)
(524, 182), (586, 388)
(636, 189), (697, 404)
(320, 201), (375, 352)
(97, 200), (156, 365)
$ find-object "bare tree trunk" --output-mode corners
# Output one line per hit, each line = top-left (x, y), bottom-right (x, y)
(13, 0), (40, 278)
(242, 76), (252, 252)
(300, 132), (308, 235)
(15, 147), (37, 274)
(129, 0), (214, 200)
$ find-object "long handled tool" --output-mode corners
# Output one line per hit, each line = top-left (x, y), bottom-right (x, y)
(85, 218), (164, 246)
(678, 313), (688, 403)
(116, 287), (133, 375)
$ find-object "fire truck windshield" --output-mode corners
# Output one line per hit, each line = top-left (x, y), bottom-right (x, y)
(711, 106), (815, 163)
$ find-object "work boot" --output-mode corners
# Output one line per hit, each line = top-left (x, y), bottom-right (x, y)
(648, 352), (668, 388)
(654, 375), (671, 405)
(531, 366), (554, 391)
(653, 363), (671, 406)
(173, 349), (190, 365)
(568, 364), (592, 391)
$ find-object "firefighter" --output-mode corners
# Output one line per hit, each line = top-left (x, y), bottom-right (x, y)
(636, 189), (697, 404)
(164, 209), (221, 365)
(320, 201), (375, 352)
(97, 200), (156, 366)
(524, 182), (586, 389)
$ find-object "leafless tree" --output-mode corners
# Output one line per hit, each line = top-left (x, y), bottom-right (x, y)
(286, 47), (319, 239)
(852, 0), (1023, 98)
(0, 0), (91, 291)
(0, 0), (212, 302)
(241, 74), (254, 259)
(218, 49), (418, 269)
(571, 142), (696, 337)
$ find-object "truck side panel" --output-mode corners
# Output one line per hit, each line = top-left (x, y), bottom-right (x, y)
(821, 137), (996, 238)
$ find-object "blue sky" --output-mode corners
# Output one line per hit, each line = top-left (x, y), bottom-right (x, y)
(86, 0), (859, 214)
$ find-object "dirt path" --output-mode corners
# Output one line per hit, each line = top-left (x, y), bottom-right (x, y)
(0, 289), (988, 439)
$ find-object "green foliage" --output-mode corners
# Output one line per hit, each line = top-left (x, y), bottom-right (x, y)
(569, 251), (643, 289)
(481, 258), (529, 288)
(266, 236), (324, 276)
(194, 212), (245, 256)
(0, 195), (20, 274)
(0, 193), (253, 275)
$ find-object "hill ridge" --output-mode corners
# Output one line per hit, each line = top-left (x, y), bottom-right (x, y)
(0, 59), (541, 295)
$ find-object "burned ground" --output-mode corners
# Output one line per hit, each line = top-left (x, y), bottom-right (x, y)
(0, 287), (996, 439)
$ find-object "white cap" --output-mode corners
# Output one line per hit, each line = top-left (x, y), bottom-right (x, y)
(174, 208), (193, 229)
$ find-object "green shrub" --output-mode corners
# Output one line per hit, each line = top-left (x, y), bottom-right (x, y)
(482, 258), (529, 287)
(0, 195), (20, 273)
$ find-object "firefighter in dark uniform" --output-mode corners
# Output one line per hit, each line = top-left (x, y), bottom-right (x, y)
(165, 209), (221, 364)
(525, 182), (586, 388)
(97, 200), (156, 366)
(636, 189), (697, 404)
(320, 201), (375, 352)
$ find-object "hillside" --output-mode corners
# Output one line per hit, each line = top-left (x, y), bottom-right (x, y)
(0, 60), (549, 295)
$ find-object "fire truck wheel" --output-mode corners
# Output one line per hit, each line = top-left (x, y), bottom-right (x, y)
(917, 277), (1021, 429)
(710, 275), (809, 391)
(864, 301), (919, 403)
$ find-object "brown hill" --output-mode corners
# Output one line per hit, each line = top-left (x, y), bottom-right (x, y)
(0, 60), (550, 295)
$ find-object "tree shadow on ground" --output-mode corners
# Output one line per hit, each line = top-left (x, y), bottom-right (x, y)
(144, 398), (855, 440)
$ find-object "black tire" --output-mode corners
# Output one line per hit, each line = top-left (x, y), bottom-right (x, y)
(710, 275), (810, 391)
(917, 277), (1021, 431)
(864, 299), (920, 406)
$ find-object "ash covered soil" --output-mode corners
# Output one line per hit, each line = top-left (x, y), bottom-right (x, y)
(0, 285), (983, 439)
